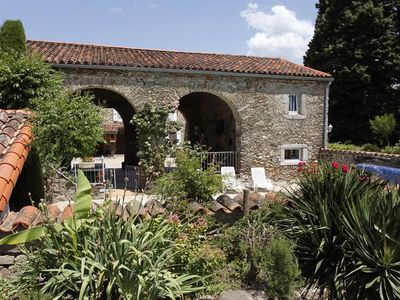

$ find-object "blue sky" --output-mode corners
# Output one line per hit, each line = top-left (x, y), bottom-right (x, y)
(0, 0), (318, 64)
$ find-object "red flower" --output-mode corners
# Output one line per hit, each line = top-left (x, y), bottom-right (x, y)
(331, 161), (339, 169)
(298, 161), (306, 167)
(341, 164), (349, 173)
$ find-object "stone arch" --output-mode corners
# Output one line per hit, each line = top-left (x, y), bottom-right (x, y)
(77, 87), (138, 166)
(177, 91), (240, 153)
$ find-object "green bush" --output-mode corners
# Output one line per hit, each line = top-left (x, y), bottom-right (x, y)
(0, 52), (62, 109)
(287, 161), (400, 299)
(0, 20), (26, 54)
(154, 146), (223, 210)
(168, 215), (227, 295)
(361, 143), (381, 152)
(32, 90), (103, 168)
(381, 142), (400, 154)
(328, 143), (360, 151)
(264, 238), (301, 299)
(369, 113), (397, 146)
(219, 202), (301, 299)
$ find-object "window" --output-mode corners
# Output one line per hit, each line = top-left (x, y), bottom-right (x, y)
(284, 93), (306, 119)
(288, 94), (298, 114)
(284, 149), (300, 160)
(280, 144), (308, 165)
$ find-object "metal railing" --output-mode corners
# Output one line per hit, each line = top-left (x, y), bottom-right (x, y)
(72, 158), (142, 190)
(202, 151), (239, 172)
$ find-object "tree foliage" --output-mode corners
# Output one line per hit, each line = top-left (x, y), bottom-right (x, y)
(32, 91), (104, 168)
(0, 19), (26, 54)
(369, 113), (397, 146)
(0, 52), (62, 108)
(304, 0), (400, 144)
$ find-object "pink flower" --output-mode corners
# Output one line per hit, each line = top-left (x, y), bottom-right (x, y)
(331, 161), (339, 169)
(341, 164), (349, 173)
(167, 213), (180, 224)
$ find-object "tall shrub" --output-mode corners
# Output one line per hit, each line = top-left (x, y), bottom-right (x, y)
(0, 53), (61, 108)
(32, 90), (104, 168)
(369, 113), (396, 146)
(0, 20), (26, 54)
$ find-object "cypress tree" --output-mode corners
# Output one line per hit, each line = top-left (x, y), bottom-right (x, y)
(304, 0), (400, 144)
(0, 20), (26, 54)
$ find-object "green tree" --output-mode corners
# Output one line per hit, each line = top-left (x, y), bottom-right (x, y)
(0, 53), (62, 108)
(32, 90), (104, 168)
(0, 20), (26, 54)
(369, 113), (396, 146)
(304, 0), (400, 144)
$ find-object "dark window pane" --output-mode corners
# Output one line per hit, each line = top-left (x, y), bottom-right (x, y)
(284, 149), (300, 160)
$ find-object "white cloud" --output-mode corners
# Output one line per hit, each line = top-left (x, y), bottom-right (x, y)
(107, 7), (123, 13)
(241, 3), (314, 64)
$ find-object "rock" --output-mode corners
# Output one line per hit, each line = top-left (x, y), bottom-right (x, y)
(0, 266), (12, 277)
(218, 290), (254, 300)
(0, 255), (14, 266)
(14, 255), (26, 264)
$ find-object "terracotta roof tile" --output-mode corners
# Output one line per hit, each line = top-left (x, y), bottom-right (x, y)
(0, 110), (33, 215)
(0, 190), (293, 233)
(27, 40), (332, 79)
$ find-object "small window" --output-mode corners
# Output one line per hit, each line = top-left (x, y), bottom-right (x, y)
(280, 144), (308, 166)
(288, 94), (298, 113)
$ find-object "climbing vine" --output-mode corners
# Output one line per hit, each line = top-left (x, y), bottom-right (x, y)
(131, 102), (180, 184)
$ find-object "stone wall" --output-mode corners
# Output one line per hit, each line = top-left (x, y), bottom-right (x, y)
(60, 67), (328, 180)
(319, 148), (400, 167)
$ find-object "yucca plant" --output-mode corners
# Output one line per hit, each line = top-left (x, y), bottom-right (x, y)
(340, 188), (400, 299)
(286, 161), (385, 298)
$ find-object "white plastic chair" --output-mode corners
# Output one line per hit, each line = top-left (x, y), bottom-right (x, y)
(221, 166), (242, 192)
(251, 167), (273, 191)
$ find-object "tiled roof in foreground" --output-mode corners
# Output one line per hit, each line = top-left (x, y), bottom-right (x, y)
(0, 192), (281, 233)
(27, 40), (332, 79)
(0, 110), (32, 213)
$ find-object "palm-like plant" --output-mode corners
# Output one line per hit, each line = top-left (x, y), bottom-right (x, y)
(340, 189), (400, 299)
(286, 161), (392, 299)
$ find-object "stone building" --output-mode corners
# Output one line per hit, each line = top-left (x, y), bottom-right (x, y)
(28, 40), (332, 180)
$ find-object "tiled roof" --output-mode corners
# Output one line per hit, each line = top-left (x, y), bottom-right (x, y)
(0, 110), (32, 214)
(0, 192), (280, 233)
(27, 40), (332, 79)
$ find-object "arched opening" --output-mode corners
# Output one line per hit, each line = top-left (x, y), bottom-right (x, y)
(178, 92), (238, 170)
(80, 88), (138, 167)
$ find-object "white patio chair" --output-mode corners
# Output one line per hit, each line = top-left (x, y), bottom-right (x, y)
(251, 167), (273, 191)
(221, 166), (242, 192)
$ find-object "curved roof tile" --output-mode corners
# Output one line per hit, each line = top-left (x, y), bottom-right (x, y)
(27, 40), (332, 79)
(0, 110), (32, 214)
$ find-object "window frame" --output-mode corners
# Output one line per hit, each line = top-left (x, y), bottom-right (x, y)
(279, 144), (308, 166)
(283, 92), (306, 119)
